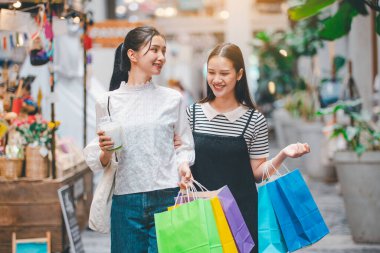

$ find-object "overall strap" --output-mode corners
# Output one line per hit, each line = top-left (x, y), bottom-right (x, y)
(192, 103), (196, 131)
(242, 109), (255, 135)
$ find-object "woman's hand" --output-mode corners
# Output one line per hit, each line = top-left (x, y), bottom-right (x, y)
(178, 162), (192, 189)
(282, 142), (311, 158)
(97, 130), (114, 152)
(174, 133), (182, 149)
(97, 130), (114, 166)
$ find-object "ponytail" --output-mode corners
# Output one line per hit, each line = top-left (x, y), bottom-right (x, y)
(108, 26), (164, 91)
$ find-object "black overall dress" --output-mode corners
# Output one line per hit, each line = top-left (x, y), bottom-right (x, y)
(190, 104), (258, 253)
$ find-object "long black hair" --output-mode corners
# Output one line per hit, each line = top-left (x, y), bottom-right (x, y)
(200, 43), (256, 109)
(109, 43), (126, 91)
(108, 26), (165, 91)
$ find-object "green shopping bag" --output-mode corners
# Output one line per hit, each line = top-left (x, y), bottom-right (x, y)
(155, 198), (223, 253)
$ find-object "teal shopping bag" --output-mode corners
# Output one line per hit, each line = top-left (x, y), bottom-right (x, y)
(258, 184), (288, 253)
(154, 198), (223, 253)
(267, 169), (329, 252)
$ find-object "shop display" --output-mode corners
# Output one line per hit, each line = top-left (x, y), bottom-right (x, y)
(0, 3), (92, 252)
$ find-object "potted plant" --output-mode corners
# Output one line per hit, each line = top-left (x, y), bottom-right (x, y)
(14, 115), (59, 179)
(317, 99), (380, 243)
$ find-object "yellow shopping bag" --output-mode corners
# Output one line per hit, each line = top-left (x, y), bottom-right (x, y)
(210, 197), (238, 253)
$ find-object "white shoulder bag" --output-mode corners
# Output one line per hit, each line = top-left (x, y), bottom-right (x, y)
(89, 96), (118, 233)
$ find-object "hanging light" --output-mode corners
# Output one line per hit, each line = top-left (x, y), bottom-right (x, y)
(13, 1), (22, 8)
(279, 49), (288, 57)
(155, 7), (165, 17)
(268, 81), (276, 94)
(219, 10), (230, 19)
(128, 2), (139, 11)
(116, 5), (127, 15)
(165, 7), (177, 17)
(73, 16), (81, 24)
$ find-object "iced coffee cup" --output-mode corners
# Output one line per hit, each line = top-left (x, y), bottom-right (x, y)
(98, 117), (123, 151)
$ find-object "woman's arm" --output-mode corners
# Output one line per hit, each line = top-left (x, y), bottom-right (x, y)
(250, 142), (310, 183)
(83, 94), (116, 171)
(174, 97), (195, 188)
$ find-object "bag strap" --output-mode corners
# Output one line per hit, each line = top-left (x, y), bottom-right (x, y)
(242, 109), (255, 135)
(107, 96), (112, 120)
(107, 95), (118, 162)
(192, 103), (196, 131)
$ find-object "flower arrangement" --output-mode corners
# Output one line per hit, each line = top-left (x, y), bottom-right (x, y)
(14, 115), (60, 147)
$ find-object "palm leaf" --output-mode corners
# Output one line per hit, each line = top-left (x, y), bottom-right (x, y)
(319, 1), (359, 41)
(288, 0), (336, 21)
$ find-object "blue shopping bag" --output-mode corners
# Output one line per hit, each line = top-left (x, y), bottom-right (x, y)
(266, 169), (329, 252)
(258, 184), (288, 253)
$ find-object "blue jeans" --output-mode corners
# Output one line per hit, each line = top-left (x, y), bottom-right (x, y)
(110, 187), (179, 253)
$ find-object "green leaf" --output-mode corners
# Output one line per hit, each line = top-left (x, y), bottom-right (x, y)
(330, 126), (344, 138)
(373, 132), (380, 139)
(319, 2), (359, 41)
(288, 0), (336, 21)
(355, 144), (366, 156)
(334, 55), (346, 73)
(347, 0), (369, 15)
(376, 14), (380, 36)
(346, 126), (359, 141)
(255, 31), (271, 43)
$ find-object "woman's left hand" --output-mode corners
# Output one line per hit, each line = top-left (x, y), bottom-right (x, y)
(178, 162), (192, 190)
(174, 134), (182, 149)
(282, 142), (311, 158)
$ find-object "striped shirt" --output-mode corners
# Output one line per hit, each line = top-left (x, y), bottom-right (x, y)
(186, 103), (269, 159)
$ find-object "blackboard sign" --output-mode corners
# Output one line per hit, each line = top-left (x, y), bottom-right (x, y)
(58, 185), (85, 253)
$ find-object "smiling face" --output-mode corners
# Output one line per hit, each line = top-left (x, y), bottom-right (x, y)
(132, 35), (166, 76)
(207, 55), (243, 100)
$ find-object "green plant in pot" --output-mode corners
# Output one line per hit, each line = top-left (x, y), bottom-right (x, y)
(316, 99), (380, 243)
(317, 99), (380, 155)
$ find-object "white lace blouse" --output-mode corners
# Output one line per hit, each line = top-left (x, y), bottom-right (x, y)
(83, 81), (195, 195)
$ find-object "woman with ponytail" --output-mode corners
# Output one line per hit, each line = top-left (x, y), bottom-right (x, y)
(84, 26), (194, 252)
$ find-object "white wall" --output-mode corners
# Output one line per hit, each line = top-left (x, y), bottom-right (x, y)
(349, 15), (373, 112)
(90, 47), (116, 90)
(86, 0), (106, 22)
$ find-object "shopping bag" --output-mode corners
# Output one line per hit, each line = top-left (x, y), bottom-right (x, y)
(175, 184), (255, 253)
(210, 197), (238, 253)
(155, 198), (223, 253)
(258, 184), (288, 253)
(267, 169), (329, 252)
(217, 186), (255, 253)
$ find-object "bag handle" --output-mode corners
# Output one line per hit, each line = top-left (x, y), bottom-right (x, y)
(262, 160), (290, 182)
(191, 179), (209, 192)
(107, 95), (118, 162)
(173, 180), (207, 206)
(174, 186), (194, 207)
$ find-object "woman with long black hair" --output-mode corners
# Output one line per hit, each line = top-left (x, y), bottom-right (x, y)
(84, 26), (194, 253)
(187, 43), (310, 253)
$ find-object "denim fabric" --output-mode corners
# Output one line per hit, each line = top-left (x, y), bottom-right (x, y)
(111, 187), (179, 253)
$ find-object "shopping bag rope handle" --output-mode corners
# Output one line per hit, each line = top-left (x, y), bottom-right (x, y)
(174, 186), (195, 207)
(174, 180), (209, 205)
(191, 179), (209, 192)
(262, 160), (290, 182)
